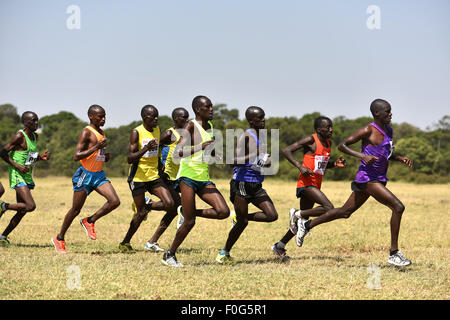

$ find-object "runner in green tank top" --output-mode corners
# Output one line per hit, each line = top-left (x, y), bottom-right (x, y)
(0, 112), (50, 245)
(162, 96), (230, 267)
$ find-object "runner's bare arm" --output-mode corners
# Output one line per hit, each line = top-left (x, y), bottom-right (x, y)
(73, 128), (106, 161)
(338, 126), (378, 165)
(0, 132), (29, 173)
(231, 134), (251, 166)
(283, 135), (315, 175)
(327, 155), (346, 169)
(389, 154), (413, 168)
(174, 122), (213, 158)
(38, 150), (51, 161)
(159, 129), (173, 146)
(126, 129), (157, 164)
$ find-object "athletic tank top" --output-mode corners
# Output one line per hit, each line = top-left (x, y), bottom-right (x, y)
(177, 119), (213, 182)
(297, 133), (331, 189)
(128, 124), (160, 182)
(232, 129), (267, 183)
(162, 127), (181, 181)
(355, 122), (393, 183)
(8, 129), (38, 188)
(80, 126), (106, 172)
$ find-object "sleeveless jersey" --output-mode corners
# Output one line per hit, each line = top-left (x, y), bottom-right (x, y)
(128, 124), (160, 182)
(8, 129), (38, 188)
(355, 122), (393, 183)
(297, 133), (331, 189)
(161, 127), (181, 181)
(232, 129), (267, 183)
(177, 119), (213, 182)
(80, 126), (106, 172)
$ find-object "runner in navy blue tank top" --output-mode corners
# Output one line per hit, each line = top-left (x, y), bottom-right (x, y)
(215, 106), (278, 264)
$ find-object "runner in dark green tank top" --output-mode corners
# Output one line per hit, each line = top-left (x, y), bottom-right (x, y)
(0, 111), (50, 245)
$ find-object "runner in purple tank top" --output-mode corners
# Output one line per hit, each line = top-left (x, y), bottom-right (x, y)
(354, 121), (393, 184)
(296, 99), (414, 267)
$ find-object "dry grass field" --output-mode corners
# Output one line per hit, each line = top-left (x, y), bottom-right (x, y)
(0, 177), (448, 300)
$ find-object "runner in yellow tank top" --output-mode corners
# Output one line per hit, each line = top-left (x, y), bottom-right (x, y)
(155, 107), (190, 237)
(52, 105), (120, 254)
(119, 105), (178, 253)
(159, 107), (189, 183)
(162, 96), (230, 267)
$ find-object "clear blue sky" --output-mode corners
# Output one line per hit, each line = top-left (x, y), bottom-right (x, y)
(1, 0), (449, 130)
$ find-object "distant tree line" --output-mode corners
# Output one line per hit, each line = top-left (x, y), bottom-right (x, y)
(1, 103), (449, 183)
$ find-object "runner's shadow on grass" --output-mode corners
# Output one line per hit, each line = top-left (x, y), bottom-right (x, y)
(177, 247), (202, 254)
(85, 247), (203, 256)
(347, 263), (417, 272)
(243, 255), (346, 265)
(11, 243), (53, 249)
(191, 255), (345, 267)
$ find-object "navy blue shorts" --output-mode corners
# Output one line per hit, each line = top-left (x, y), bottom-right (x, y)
(351, 180), (387, 192)
(229, 179), (269, 205)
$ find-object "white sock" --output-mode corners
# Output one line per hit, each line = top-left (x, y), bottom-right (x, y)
(294, 210), (302, 219)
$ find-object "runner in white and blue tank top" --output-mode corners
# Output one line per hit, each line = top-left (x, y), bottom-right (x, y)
(232, 128), (265, 184)
(216, 106), (278, 264)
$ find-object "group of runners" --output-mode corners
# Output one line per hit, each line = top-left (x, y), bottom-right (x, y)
(0, 96), (413, 267)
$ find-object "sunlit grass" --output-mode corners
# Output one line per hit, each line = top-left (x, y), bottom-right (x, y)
(0, 177), (448, 299)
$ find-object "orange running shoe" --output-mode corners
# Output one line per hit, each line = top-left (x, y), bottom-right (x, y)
(51, 236), (67, 254)
(80, 217), (97, 240)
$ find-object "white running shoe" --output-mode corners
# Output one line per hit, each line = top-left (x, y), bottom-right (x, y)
(176, 205), (184, 229)
(162, 252), (183, 267)
(289, 208), (299, 234)
(388, 251), (412, 267)
(144, 242), (164, 252)
(296, 218), (309, 247)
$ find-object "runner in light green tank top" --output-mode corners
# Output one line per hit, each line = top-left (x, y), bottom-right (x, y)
(0, 111), (50, 244)
(162, 96), (230, 267)
(176, 118), (214, 182)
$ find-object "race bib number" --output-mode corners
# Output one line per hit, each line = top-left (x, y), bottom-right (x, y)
(388, 140), (395, 159)
(142, 139), (159, 158)
(314, 155), (329, 175)
(96, 148), (106, 162)
(25, 151), (39, 165)
(250, 153), (270, 172)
